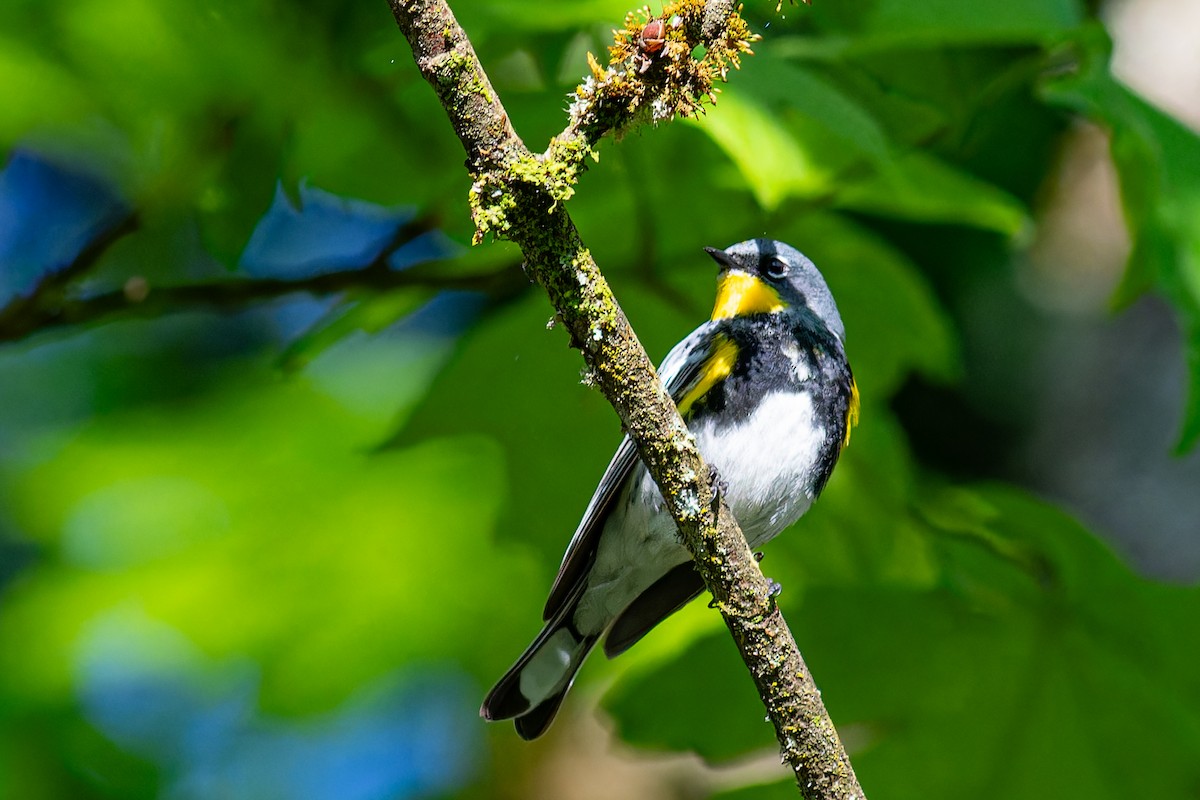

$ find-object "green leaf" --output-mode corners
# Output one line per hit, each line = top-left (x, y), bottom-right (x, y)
(781, 213), (961, 397)
(1041, 25), (1200, 449)
(391, 288), (696, 559)
(809, 0), (1083, 49)
(788, 58), (949, 149)
(735, 59), (892, 163)
(835, 151), (1029, 235)
(466, 0), (632, 32)
(697, 55), (1029, 234)
(841, 485), (1200, 799)
(697, 89), (832, 210)
(608, 483), (1200, 798)
(695, 57), (893, 210)
(606, 631), (778, 760)
(0, 40), (92, 146)
(0, 363), (541, 714)
(278, 289), (434, 373)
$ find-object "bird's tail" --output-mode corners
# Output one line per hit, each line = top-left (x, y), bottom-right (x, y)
(481, 598), (597, 740)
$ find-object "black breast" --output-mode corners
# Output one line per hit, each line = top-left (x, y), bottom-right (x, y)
(686, 313), (855, 496)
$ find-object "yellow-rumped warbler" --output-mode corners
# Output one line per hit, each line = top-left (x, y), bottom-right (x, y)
(482, 238), (858, 739)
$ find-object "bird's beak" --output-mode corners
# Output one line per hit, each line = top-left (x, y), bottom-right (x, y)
(704, 246), (735, 271)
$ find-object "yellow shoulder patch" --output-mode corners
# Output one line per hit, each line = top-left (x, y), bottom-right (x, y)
(844, 378), (860, 447)
(677, 335), (738, 417)
(711, 271), (786, 320)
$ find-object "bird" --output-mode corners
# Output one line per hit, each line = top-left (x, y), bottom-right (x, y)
(481, 238), (858, 739)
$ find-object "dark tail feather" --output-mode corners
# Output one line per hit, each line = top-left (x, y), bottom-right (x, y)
(482, 583), (597, 738)
(604, 562), (705, 658)
(514, 687), (571, 740)
(481, 656), (537, 721)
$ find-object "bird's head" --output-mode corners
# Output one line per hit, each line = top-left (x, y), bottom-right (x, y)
(704, 238), (846, 342)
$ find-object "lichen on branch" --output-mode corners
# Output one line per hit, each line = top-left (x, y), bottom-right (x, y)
(566, 1), (758, 143)
(469, 138), (598, 243)
(469, 1), (757, 246)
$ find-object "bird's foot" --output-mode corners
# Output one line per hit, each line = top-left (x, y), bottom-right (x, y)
(707, 464), (728, 516)
(764, 577), (783, 613)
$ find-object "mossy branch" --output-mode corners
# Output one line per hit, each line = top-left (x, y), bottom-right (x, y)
(388, 1), (865, 797)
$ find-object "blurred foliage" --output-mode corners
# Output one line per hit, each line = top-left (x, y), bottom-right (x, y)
(2, 1), (1199, 799)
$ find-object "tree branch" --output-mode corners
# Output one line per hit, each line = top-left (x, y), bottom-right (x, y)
(0, 213), (526, 344)
(0, 213), (140, 340)
(387, 1), (865, 797)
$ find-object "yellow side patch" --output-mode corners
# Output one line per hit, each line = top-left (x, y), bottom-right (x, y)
(678, 336), (739, 416)
(844, 378), (860, 447)
(711, 271), (786, 320)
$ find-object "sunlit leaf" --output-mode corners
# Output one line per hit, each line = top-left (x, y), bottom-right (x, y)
(0, 364), (541, 716)
(0, 40), (92, 144)
(835, 151), (1029, 235)
(698, 90), (831, 210)
(735, 58), (892, 162)
(695, 58), (892, 210)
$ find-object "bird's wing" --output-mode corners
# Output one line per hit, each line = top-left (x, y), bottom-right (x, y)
(541, 323), (718, 620)
(603, 561), (706, 657)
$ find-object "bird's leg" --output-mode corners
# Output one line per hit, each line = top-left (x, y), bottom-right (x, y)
(707, 464), (728, 517)
(707, 467), (782, 604)
(754, 553), (781, 604)
(764, 578), (784, 614)
(705, 465), (727, 610)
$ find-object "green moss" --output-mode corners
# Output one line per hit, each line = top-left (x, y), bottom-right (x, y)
(510, 150), (585, 208)
(467, 72), (492, 103)
(468, 142), (601, 243)
(436, 49), (471, 87)
(467, 172), (517, 243)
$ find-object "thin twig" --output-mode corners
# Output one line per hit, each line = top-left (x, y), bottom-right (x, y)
(0, 213), (140, 337)
(0, 266), (525, 344)
(0, 213), (526, 343)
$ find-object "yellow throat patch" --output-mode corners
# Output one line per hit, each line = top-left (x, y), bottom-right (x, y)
(711, 271), (786, 320)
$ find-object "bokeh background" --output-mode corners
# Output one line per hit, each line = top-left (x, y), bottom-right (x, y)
(2, 0), (1199, 798)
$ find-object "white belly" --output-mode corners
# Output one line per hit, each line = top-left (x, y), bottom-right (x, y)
(694, 390), (824, 547)
(574, 390), (824, 634)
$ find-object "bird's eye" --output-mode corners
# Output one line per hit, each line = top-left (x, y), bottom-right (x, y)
(765, 256), (789, 279)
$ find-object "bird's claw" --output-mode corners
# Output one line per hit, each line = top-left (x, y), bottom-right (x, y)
(708, 464), (728, 517)
(708, 464), (729, 497)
